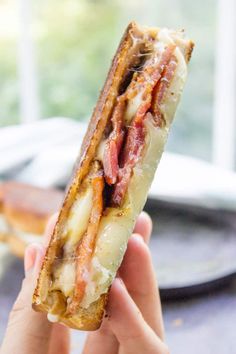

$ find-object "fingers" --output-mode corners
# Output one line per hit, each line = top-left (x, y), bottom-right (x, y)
(82, 323), (119, 354)
(48, 323), (70, 354)
(82, 212), (152, 354)
(43, 212), (59, 247)
(43, 214), (71, 354)
(133, 211), (152, 244)
(1, 244), (53, 354)
(22, 243), (45, 302)
(24, 243), (39, 274)
(119, 234), (164, 339)
(108, 279), (169, 354)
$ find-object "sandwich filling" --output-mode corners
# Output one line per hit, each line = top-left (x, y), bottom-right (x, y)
(45, 27), (191, 319)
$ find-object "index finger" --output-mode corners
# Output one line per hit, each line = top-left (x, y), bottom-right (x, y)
(133, 211), (152, 244)
(43, 212), (59, 247)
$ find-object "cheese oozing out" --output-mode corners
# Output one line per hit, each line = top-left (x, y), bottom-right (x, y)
(47, 313), (59, 323)
(63, 186), (93, 247)
(50, 187), (93, 297)
(51, 28), (188, 311)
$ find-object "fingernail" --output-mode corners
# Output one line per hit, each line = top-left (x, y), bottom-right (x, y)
(24, 244), (40, 275)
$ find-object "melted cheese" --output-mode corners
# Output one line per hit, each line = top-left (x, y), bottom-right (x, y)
(63, 186), (93, 247)
(124, 90), (144, 124)
(47, 313), (59, 323)
(80, 118), (169, 308)
(53, 261), (76, 296)
(96, 139), (107, 162)
(52, 187), (93, 296)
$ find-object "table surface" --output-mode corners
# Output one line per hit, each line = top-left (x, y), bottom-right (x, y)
(0, 252), (236, 354)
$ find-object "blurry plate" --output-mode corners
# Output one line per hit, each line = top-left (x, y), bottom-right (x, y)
(145, 199), (236, 299)
(149, 153), (236, 212)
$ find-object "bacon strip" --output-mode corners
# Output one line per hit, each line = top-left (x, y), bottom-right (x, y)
(125, 44), (176, 102)
(103, 46), (177, 189)
(112, 47), (177, 206)
(68, 172), (104, 314)
(112, 116), (146, 206)
(151, 55), (178, 126)
(103, 100), (126, 185)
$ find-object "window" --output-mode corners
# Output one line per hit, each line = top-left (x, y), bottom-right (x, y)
(1, 0), (234, 168)
(0, 1), (19, 126)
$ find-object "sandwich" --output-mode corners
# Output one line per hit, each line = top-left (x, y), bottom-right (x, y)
(33, 22), (194, 330)
(0, 182), (63, 258)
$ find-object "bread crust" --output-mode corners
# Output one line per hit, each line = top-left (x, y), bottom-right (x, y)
(33, 22), (138, 330)
(33, 293), (108, 330)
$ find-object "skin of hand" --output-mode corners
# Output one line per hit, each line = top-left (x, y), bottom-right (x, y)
(0, 211), (169, 354)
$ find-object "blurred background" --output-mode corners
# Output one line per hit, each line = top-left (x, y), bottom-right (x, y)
(1, 0), (235, 167)
(1, 0), (236, 353)
(0, 0), (220, 160)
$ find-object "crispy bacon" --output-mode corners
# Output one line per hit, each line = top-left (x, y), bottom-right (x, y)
(103, 100), (126, 185)
(68, 172), (104, 314)
(112, 116), (146, 206)
(124, 44), (176, 102)
(103, 46), (177, 193)
(151, 55), (178, 126)
(145, 44), (176, 90)
(111, 47), (177, 206)
(103, 140), (118, 185)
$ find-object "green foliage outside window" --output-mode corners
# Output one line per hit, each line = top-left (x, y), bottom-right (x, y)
(0, 0), (216, 160)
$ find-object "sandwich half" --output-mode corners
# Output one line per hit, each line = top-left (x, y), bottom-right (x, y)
(0, 182), (63, 258)
(33, 21), (194, 330)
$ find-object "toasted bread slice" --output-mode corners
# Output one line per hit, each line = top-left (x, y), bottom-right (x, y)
(33, 22), (194, 330)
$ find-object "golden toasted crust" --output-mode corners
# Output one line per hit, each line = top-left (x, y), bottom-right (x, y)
(33, 22), (194, 331)
(185, 40), (194, 63)
(33, 293), (108, 331)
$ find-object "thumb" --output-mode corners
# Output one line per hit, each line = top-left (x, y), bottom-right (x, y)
(1, 244), (52, 354)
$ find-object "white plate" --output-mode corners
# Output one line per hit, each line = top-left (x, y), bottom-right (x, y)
(149, 152), (236, 211)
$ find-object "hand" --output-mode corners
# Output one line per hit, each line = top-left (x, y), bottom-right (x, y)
(0, 212), (169, 354)
(83, 211), (169, 354)
(0, 214), (70, 354)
